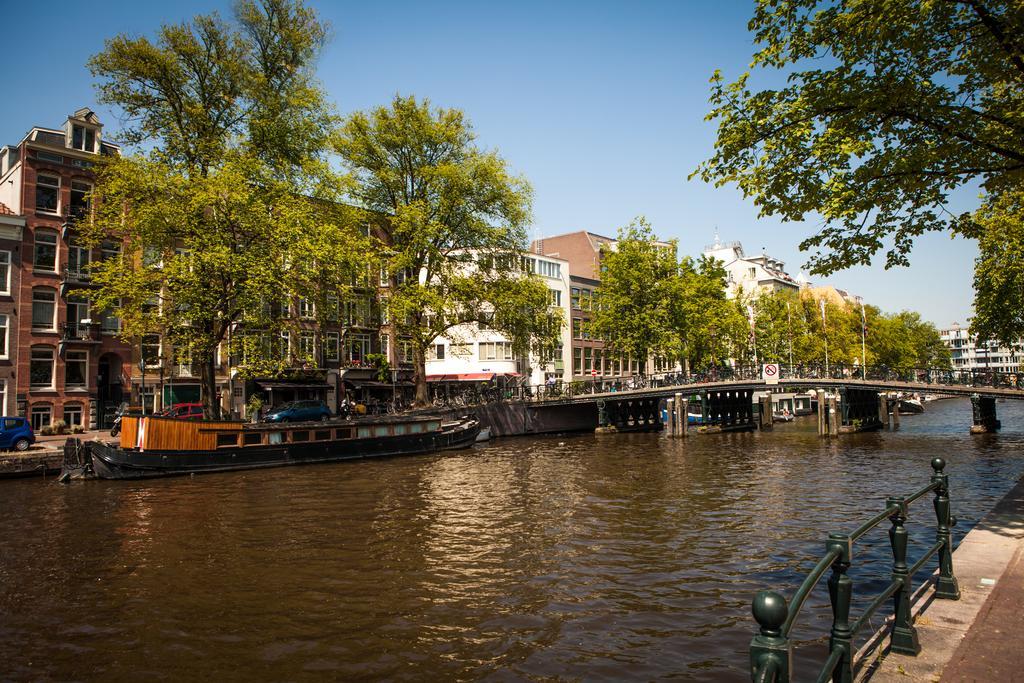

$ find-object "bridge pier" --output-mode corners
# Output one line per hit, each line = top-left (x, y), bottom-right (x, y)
(758, 395), (773, 431)
(699, 389), (756, 433)
(970, 394), (1001, 434)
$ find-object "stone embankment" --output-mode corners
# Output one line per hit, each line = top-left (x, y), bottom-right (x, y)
(865, 474), (1024, 682)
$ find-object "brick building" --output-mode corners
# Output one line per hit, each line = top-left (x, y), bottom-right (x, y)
(0, 108), (130, 429)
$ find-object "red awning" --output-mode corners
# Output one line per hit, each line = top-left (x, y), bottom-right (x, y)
(426, 373), (496, 382)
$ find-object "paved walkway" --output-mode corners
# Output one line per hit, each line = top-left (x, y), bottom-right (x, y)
(868, 474), (1024, 682)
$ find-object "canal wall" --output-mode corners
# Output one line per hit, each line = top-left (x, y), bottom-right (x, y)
(430, 401), (599, 437)
(0, 450), (63, 478)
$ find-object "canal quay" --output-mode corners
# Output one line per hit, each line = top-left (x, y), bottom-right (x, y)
(1, 398), (1022, 681)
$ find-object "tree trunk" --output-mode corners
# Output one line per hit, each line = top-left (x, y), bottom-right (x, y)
(200, 352), (221, 420)
(413, 344), (429, 407)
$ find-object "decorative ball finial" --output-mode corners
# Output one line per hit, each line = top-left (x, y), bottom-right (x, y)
(932, 457), (946, 473)
(752, 591), (788, 636)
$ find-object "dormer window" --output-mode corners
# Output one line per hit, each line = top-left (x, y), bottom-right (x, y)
(71, 125), (96, 153)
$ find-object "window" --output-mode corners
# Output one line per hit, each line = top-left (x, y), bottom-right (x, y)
(63, 404), (83, 428)
(479, 342), (514, 361)
(68, 241), (90, 278)
(0, 380), (6, 415)
(37, 151), (63, 164)
(141, 334), (161, 368)
(326, 294), (340, 322)
(299, 332), (315, 359)
(348, 333), (371, 363)
(548, 289), (562, 307)
(379, 333), (390, 359)
(571, 288), (581, 309)
(298, 298), (315, 319)
(66, 351), (88, 388)
(72, 125), (96, 153)
(70, 181), (91, 218)
(279, 331), (290, 360)
(30, 347), (55, 389)
(34, 230), (58, 271)
(30, 404), (52, 431)
(580, 289), (592, 311)
(0, 314), (7, 359)
(450, 343), (471, 358)
(35, 175), (60, 213)
(574, 347), (582, 374)
(428, 343), (445, 361)
(584, 347), (593, 374)
(325, 332), (340, 361)
(572, 318), (582, 340)
(398, 339), (414, 364)
(0, 251), (9, 295)
(101, 241), (121, 262)
(32, 288), (57, 331)
(101, 300), (121, 334)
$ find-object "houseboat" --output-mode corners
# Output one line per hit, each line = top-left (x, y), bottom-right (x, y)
(83, 413), (480, 480)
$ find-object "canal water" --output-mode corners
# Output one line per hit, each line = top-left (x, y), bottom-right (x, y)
(2, 398), (1023, 681)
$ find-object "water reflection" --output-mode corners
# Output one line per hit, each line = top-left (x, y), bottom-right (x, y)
(0, 398), (1022, 681)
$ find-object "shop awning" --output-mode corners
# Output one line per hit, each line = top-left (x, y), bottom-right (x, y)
(255, 381), (332, 391)
(426, 373), (496, 382)
(344, 379), (415, 388)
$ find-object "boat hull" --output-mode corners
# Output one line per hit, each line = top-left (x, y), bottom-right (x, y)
(89, 418), (480, 480)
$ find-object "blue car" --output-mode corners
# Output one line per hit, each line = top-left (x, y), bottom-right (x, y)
(263, 400), (332, 423)
(0, 417), (35, 451)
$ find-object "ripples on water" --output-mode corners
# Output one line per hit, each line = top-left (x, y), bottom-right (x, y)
(1, 398), (1023, 681)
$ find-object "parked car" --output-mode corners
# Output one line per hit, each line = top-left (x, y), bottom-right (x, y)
(263, 400), (331, 423)
(0, 417), (35, 451)
(160, 403), (205, 420)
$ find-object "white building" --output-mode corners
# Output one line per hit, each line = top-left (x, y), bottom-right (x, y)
(940, 322), (1023, 373)
(703, 237), (800, 299)
(425, 252), (572, 387)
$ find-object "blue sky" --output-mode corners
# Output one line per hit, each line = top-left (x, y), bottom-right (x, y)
(0, 0), (976, 326)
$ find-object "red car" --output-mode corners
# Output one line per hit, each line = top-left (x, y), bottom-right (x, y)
(161, 403), (205, 420)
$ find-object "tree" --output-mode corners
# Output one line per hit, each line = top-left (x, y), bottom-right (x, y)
(591, 219), (678, 370)
(85, 0), (358, 418)
(334, 95), (557, 406)
(694, 1), (1024, 336)
(669, 256), (741, 372)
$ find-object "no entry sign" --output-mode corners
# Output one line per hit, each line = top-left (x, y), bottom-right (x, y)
(762, 363), (780, 385)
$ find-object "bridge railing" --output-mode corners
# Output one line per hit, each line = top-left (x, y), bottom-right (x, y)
(749, 458), (960, 683)
(425, 364), (1023, 409)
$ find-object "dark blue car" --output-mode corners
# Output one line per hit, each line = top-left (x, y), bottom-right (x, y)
(263, 400), (332, 423)
(0, 417), (35, 451)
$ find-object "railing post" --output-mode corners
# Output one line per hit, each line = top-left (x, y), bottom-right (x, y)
(887, 496), (920, 655)
(750, 590), (791, 682)
(932, 458), (961, 600)
(826, 533), (854, 683)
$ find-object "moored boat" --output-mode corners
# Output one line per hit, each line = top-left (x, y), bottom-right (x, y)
(82, 413), (480, 480)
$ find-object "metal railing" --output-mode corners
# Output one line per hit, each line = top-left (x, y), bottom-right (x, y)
(60, 321), (102, 342)
(423, 363), (1024, 409)
(749, 458), (960, 682)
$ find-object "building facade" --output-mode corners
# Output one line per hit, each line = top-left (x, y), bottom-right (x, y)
(425, 252), (572, 389)
(533, 231), (661, 379)
(940, 323), (1023, 374)
(702, 237), (800, 299)
(0, 109), (131, 429)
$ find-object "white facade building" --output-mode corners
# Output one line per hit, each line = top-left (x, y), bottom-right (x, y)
(425, 253), (572, 387)
(703, 237), (800, 299)
(940, 322), (1023, 373)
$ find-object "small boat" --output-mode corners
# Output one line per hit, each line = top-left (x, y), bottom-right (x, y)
(687, 412), (706, 425)
(80, 413), (480, 480)
(475, 427), (492, 442)
(772, 411), (795, 422)
(898, 398), (925, 415)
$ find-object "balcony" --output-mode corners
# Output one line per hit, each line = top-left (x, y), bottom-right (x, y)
(60, 321), (102, 345)
(61, 266), (97, 297)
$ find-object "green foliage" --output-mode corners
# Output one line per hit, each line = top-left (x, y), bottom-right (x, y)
(694, 0), (1024, 335)
(335, 95), (558, 404)
(970, 188), (1024, 347)
(591, 218), (677, 365)
(86, 0), (359, 418)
